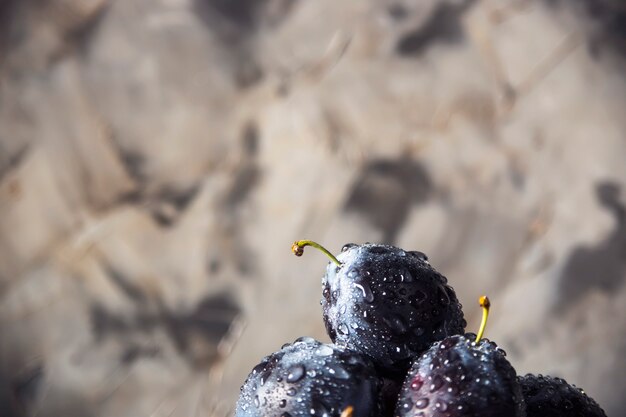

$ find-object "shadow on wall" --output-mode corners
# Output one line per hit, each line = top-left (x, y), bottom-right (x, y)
(193, 0), (296, 40)
(0, 364), (45, 417)
(191, 0), (297, 88)
(115, 121), (262, 277)
(0, 0), (16, 63)
(544, 0), (626, 57)
(395, 0), (476, 56)
(343, 157), (432, 244)
(555, 181), (626, 314)
(0, 291), (240, 416)
(91, 290), (241, 368)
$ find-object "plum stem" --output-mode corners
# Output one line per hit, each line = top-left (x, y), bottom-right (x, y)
(292, 240), (341, 267)
(475, 295), (491, 343)
(340, 406), (354, 417)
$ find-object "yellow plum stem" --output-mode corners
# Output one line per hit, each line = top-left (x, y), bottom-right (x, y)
(475, 295), (491, 343)
(340, 406), (354, 417)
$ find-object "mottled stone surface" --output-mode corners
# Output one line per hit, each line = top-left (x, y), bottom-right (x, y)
(1, 1), (625, 416)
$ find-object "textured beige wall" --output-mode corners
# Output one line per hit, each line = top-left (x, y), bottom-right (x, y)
(1, 0), (625, 416)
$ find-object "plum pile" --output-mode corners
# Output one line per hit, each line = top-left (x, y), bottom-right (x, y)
(235, 241), (607, 417)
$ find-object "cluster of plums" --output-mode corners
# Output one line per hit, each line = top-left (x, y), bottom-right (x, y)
(235, 241), (607, 417)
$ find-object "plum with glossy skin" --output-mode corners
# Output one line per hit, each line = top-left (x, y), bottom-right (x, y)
(395, 334), (526, 417)
(518, 374), (606, 417)
(319, 243), (466, 377)
(236, 337), (382, 417)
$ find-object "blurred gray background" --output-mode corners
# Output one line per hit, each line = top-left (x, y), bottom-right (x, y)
(1, 0), (625, 416)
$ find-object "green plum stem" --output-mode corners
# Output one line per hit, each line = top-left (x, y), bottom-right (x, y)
(292, 240), (341, 267)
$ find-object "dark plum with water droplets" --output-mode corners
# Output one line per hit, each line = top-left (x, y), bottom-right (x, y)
(235, 337), (382, 417)
(518, 374), (606, 417)
(322, 243), (465, 376)
(395, 334), (525, 417)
